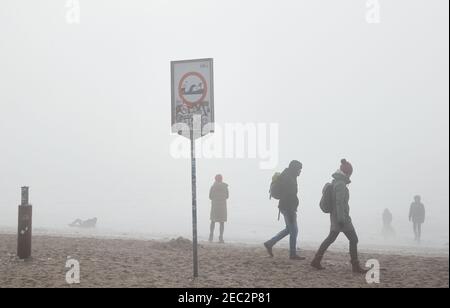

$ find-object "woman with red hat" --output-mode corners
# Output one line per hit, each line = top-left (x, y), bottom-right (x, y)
(311, 159), (368, 274)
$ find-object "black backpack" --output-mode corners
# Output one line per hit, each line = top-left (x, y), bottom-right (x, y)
(319, 183), (334, 213)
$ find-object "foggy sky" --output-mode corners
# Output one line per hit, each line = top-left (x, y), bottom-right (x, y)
(0, 0), (448, 245)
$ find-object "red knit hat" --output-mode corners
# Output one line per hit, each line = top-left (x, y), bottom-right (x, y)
(215, 174), (223, 182)
(340, 159), (353, 177)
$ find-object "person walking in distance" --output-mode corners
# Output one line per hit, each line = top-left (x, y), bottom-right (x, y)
(409, 195), (425, 242)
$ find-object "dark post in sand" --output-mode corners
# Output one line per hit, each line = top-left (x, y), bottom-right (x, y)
(17, 186), (32, 259)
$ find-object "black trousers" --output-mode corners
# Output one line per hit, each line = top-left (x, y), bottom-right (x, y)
(315, 229), (359, 263)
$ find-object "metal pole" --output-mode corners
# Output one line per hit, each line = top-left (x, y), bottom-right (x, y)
(190, 127), (199, 278)
(18, 186), (32, 259)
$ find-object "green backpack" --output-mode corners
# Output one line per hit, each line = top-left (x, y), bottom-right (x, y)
(319, 182), (334, 213)
(269, 172), (282, 200)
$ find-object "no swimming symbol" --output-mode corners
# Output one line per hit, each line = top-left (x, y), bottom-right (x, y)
(178, 72), (208, 107)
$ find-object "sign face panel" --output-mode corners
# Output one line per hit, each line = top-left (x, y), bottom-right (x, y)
(171, 58), (214, 138)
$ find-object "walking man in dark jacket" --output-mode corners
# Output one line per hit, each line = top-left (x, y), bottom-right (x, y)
(264, 160), (305, 260)
(311, 159), (368, 273)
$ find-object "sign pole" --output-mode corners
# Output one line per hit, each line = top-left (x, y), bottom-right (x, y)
(172, 58), (214, 278)
(190, 123), (199, 278)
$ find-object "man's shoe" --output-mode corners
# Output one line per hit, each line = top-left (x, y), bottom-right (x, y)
(264, 242), (274, 257)
(289, 255), (306, 261)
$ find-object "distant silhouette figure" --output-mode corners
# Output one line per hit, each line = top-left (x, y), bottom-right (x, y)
(382, 208), (395, 239)
(209, 175), (229, 243)
(409, 195), (425, 242)
(69, 217), (97, 228)
(311, 159), (368, 274)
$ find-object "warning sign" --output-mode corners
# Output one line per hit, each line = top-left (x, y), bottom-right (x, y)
(171, 58), (214, 138)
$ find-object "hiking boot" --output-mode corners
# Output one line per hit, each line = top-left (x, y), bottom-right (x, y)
(264, 242), (274, 257)
(219, 237), (225, 244)
(352, 261), (369, 274)
(289, 255), (306, 261)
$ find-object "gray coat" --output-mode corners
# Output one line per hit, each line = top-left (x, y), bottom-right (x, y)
(330, 171), (355, 232)
(209, 182), (229, 222)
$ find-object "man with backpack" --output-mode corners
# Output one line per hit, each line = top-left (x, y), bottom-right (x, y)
(311, 159), (368, 273)
(264, 160), (305, 260)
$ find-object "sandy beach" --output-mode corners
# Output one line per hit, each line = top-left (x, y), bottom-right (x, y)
(0, 233), (448, 288)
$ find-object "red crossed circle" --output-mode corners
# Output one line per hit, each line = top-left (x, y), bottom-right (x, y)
(178, 72), (208, 108)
